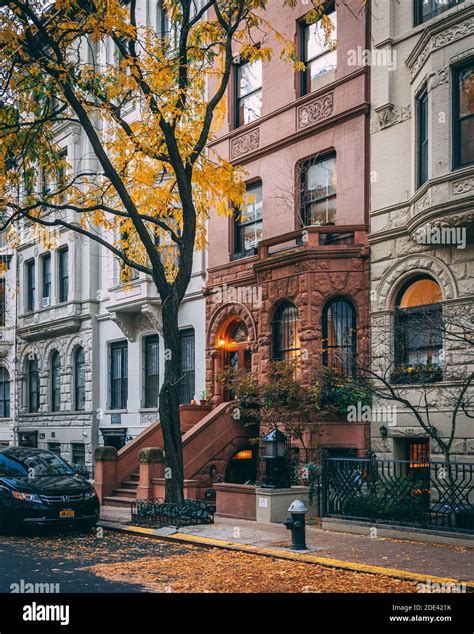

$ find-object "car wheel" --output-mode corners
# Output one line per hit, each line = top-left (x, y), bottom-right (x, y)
(0, 504), (16, 535)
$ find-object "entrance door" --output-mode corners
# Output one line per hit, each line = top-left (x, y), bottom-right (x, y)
(225, 448), (257, 484)
(101, 429), (127, 451)
(18, 432), (38, 448)
(221, 318), (252, 400)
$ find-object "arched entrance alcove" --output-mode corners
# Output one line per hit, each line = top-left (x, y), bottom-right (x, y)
(224, 447), (258, 484)
(219, 317), (252, 399)
(207, 303), (256, 403)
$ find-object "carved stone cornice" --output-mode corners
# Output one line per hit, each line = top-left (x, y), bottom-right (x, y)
(297, 92), (334, 130)
(17, 316), (81, 342)
(370, 103), (411, 134)
(108, 311), (136, 342)
(408, 14), (474, 80)
(230, 128), (260, 160)
(139, 303), (163, 334)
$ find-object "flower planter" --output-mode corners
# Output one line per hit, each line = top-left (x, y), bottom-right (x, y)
(390, 365), (443, 385)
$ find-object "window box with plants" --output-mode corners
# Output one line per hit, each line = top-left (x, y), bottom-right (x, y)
(390, 364), (443, 385)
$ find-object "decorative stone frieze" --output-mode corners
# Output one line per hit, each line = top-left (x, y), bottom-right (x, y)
(297, 92), (334, 130)
(230, 128), (260, 160)
(452, 176), (474, 195)
(409, 16), (474, 79)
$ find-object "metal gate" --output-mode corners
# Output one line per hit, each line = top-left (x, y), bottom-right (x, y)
(322, 450), (474, 533)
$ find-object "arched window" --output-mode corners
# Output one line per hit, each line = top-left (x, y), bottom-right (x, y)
(322, 298), (356, 375)
(74, 347), (86, 411)
(0, 368), (10, 418)
(272, 302), (300, 363)
(50, 351), (61, 412)
(395, 275), (443, 367)
(27, 356), (39, 413)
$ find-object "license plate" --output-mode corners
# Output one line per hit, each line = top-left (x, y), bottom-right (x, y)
(59, 510), (75, 518)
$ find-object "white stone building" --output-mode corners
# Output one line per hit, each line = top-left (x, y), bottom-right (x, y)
(0, 1), (206, 469)
(369, 0), (474, 462)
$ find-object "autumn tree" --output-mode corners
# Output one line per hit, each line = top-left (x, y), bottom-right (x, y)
(0, 0), (316, 502)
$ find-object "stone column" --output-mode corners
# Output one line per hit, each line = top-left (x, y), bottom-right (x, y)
(93, 446), (118, 502)
(137, 447), (164, 500)
(210, 349), (223, 405)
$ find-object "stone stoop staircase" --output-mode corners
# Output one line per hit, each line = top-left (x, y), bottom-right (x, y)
(103, 471), (139, 508)
(99, 402), (255, 510)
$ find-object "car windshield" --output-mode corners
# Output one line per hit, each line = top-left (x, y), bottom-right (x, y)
(0, 450), (74, 478)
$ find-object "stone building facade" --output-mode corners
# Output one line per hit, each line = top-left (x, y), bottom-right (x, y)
(0, 1), (206, 470)
(205, 0), (371, 461)
(369, 0), (474, 461)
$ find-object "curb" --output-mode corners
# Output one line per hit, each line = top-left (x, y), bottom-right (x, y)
(99, 520), (474, 589)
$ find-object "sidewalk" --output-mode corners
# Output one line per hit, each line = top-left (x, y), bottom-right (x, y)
(100, 505), (474, 585)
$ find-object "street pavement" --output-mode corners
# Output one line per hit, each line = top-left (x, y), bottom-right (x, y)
(0, 527), (417, 593)
(101, 506), (474, 583)
(0, 529), (198, 593)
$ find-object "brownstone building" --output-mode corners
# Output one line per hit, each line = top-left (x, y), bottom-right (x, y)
(205, 0), (371, 465)
(95, 0), (375, 507)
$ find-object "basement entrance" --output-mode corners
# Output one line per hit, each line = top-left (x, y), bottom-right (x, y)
(225, 447), (258, 485)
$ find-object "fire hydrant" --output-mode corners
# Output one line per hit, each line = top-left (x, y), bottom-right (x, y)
(284, 499), (308, 550)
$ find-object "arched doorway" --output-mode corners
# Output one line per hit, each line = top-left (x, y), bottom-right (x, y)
(218, 317), (252, 400)
(225, 447), (258, 484)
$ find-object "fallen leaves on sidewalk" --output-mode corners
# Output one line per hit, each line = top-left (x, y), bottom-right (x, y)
(83, 548), (417, 593)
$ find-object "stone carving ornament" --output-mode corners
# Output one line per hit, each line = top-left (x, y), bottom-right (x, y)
(297, 93), (334, 130)
(370, 103), (411, 133)
(452, 176), (474, 195)
(410, 16), (474, 79)
(230, 128), (260, 159)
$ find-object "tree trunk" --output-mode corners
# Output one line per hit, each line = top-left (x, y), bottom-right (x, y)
(159, 295), (185, 504)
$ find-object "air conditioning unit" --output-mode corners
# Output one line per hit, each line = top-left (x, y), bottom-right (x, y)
(41, 297), (51, 308)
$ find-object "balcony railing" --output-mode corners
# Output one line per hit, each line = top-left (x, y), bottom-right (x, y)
(257, 225), (368, 259)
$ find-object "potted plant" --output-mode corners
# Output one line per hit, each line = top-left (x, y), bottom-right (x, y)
(199, 390), (208, 406)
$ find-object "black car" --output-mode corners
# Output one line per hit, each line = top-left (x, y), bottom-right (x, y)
(0, 446), (100, 533)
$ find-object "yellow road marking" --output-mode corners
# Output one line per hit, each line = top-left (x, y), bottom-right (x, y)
(106, 522), (474, 589)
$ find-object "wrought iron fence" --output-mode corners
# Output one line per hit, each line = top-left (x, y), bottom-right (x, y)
(322, 451), (474, 533)
(131, 498), (216, 528)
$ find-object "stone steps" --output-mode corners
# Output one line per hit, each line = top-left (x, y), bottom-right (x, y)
(102, 495), (135, 508)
